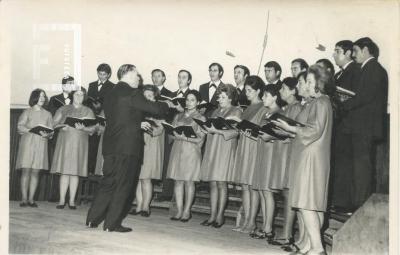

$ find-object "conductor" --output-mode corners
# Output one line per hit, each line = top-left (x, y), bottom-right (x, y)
(86, 64), (174, 232)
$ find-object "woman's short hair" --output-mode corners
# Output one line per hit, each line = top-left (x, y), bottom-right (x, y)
(316, 59), (335, 75)
(216, 83), (238, 106)
(142, 84), (160, 98)
(29, 89), (48, 107)
(282, 76), (302, 101)
(117, 64), (136, 80)
(178, 69), (192, 85)
(264, 84), (284, 107)
(244, 75), (265, 99)
(186, 89), (201, 102)
(308, 64), (336, 97)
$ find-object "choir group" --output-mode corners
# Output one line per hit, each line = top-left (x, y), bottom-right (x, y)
(15, 37), (388, 255)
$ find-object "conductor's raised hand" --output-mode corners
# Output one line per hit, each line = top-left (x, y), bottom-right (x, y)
(75, 123), (85, 130)
(141, 121), (152, 131)
(175, 102), (185, 113)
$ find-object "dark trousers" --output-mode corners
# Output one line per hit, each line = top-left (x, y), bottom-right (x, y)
(159, 138), (174, 199)
(88, 134), (100, 174)
(86, 154), (140, 230)
(332, 132), (375, 209)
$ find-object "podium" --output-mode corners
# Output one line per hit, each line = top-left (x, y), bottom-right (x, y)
(332, 193), (388, 254)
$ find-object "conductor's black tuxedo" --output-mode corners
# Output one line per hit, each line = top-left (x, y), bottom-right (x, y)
(86, 81), (169, 230)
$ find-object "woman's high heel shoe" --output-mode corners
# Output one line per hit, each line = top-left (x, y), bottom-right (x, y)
(200, 219), (215, 226)
(212, 221), (225, 228)
(56, 204), (65, 209)
(180, 214), (192, 222)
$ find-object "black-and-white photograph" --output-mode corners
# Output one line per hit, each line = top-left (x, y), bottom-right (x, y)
(1, 0), (399, 254)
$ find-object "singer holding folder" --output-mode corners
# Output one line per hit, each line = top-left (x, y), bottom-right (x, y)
(16, 89), (53, 208)
(230, 76), (267, 233)
(51, 87), (97, 210)
(272, 65), (334, 255)
(199, 84), (242, 228)
(167, 90), (206, 222)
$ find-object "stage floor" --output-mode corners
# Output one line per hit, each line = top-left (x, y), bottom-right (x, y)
(9, 201), (288, 254)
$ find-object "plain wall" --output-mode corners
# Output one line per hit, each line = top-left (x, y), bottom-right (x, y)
(3, 0), (399, 113)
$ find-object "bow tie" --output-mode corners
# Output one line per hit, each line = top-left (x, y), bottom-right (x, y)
(178, 91), (184, 95)
(209, 83), (216, 89)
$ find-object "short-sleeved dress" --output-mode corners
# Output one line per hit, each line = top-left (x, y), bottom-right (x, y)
(166, 110), (206, 181)
(268, 102), (303, 190)
(230, 102), (268, 185)
(50, 104), (95, 177)
(16, 107), (53, 171)
(139, 124), (165, 180)
(288, 96), (333, 211)
(251, 107), (282, 191)
(200, 106), (242, 182)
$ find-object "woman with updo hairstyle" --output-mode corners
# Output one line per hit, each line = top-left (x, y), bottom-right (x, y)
(246, 84), (283, 240)
(167, 90), (206, 222)
(267, 77), (303, 247)
(230, 75), (267, 233)
(199, 83), (242, 228)
(51, 87), (97, 210)
(272, 64), (334, 255)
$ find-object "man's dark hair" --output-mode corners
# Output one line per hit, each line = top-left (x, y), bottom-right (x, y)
(335, 40), (353, 55)
(234, 65), (250, 77)
(291, 58), (309, 71)
(209, 63), (224, 78)
(264, 61), (282, 78)
(353, 37), (380, 59)
(97, 63), (112, 75)
(151, 69), (166, 78)
(61, 75), (74, 85)
(178, 69), (192, 85)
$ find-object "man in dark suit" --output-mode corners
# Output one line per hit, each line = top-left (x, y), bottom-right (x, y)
(87, 63), (115, 115)
(152, 69), (174, 98)
(330, 40), (362, 214)
(234, 65), (250, 106)
(86, 64), (173, 232)
(264, 61), (283, 90)
(47, 75), (75, 115)
(341, 37), (388, 212)
(172, 69), (192, 108)
(199, 62), (225, 116)
(86, 63), (115, 175)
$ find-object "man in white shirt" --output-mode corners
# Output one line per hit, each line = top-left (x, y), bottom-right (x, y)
(290, 58), (309, 78)
(264, 61), (282, 90)
(151, 69), (174, 98)
(234, 65), (250, 106)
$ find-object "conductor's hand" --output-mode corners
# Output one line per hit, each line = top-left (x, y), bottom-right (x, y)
(75, 123), (85, 130)
(175, 103), (185, 113)
(141, 121), (152, 131)
(164, 101), (176, 108)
